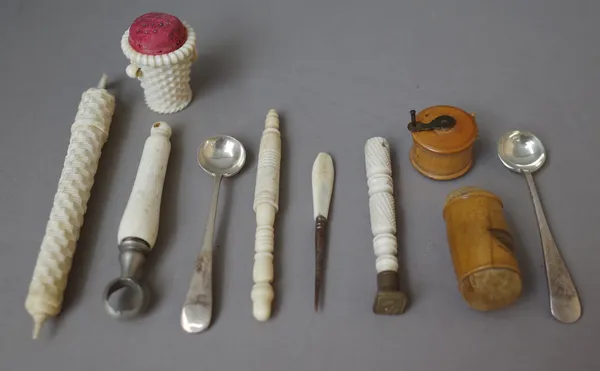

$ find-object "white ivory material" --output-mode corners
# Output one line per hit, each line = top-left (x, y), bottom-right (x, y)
(121, 22), (197, 114)
(312, 152), (334, 219)
(117, 122), (172, 247)
(251, 109), (281, 321)
(365, 137), (399, 274)
(25, 76), (115, 339)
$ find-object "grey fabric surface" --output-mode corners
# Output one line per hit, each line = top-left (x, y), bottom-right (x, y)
(1, 0), (598, 370)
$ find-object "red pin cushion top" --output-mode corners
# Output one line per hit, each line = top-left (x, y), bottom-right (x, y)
(128, 12), (188, 55)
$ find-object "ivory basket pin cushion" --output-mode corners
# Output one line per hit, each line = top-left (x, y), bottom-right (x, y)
(121, 12), (197, 114)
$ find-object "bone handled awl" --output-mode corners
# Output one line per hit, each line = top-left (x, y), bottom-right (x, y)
(365, 137), (407, 314)
(312, 152), (334, 311)
(251, 109), (281, 321)
(103, 122), (172, 319)
(25, 75), (115, 339)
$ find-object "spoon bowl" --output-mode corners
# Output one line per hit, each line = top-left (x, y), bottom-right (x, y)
(197, 136), (246, 177)
(497, 130), (546, 173)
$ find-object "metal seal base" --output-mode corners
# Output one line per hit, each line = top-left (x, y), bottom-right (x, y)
(373, 271), (408, 315)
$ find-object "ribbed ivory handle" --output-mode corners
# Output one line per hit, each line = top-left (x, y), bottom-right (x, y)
(25, 76), (115, 339)
(251, 109), (281, 321)
(117, 122), (172, 247)
(365, 137), (398, 274)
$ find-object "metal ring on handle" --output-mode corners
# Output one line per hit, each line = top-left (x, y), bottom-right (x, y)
(103, 277), (148, 319)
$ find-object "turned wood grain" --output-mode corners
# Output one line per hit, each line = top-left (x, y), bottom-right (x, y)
(409, 105), (478, 180)
(443, 186), (522, 311)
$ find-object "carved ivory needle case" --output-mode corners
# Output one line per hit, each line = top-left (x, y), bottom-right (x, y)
(251, 109), (281, 321)
(25, 76), (115, 339)
(365, 137), (407, 314)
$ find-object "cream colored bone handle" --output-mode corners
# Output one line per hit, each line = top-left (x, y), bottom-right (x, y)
(117, 122), (172, 248)
(251, 109), (281, 321)
(365, 137), (398, 274)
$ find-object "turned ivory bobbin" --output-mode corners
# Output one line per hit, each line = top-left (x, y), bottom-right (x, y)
(408, 105), (478, 180)
(443, 186), (522, 311)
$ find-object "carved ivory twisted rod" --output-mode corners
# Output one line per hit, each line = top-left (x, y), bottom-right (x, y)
(25, 76), (115, 338)
(365, 137), (408, 315)
(251, 109), (281, 321)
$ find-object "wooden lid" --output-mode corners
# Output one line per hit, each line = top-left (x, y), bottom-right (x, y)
(444, 186), (502, 208)
(410, 105), (478, 154)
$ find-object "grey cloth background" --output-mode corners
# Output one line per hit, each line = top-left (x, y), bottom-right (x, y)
(1, 0), (598, 370)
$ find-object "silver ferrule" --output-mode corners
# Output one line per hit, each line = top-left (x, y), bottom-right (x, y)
(118, 237), (151, 280)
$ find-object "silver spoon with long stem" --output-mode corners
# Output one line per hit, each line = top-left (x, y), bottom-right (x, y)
(498, 130), (581, 323)
(181, 136), (246, 333)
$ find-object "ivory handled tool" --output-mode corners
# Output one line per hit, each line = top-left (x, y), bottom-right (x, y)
(365, 137), (408, 315)
(312, 152), (334, 311)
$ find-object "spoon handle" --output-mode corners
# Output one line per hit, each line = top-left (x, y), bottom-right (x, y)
(524, 171), (581, 323)
(181, 174), (222, 333)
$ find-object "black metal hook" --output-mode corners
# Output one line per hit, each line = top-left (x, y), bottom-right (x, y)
(407, 109), (456, 132)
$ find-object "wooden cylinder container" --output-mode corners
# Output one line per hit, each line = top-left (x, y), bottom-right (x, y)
(408, 105), (478, 180)
(442, 187), (522, 311)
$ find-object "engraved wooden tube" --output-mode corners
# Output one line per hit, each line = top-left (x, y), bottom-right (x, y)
(365, 137), (407, 315)
(251, 109), (281, 321)
(443, 186), (522, 311)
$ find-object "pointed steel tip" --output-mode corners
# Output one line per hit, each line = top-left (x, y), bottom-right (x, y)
(314, 282), (320, 312)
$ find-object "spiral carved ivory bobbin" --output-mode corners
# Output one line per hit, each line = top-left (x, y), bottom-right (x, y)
(365, 137), (408, 314)
(251, 109), (281, 321)
(121, 13), (197, 114)
(103, 122), (172, 319)
(25, 76), (115, 338)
